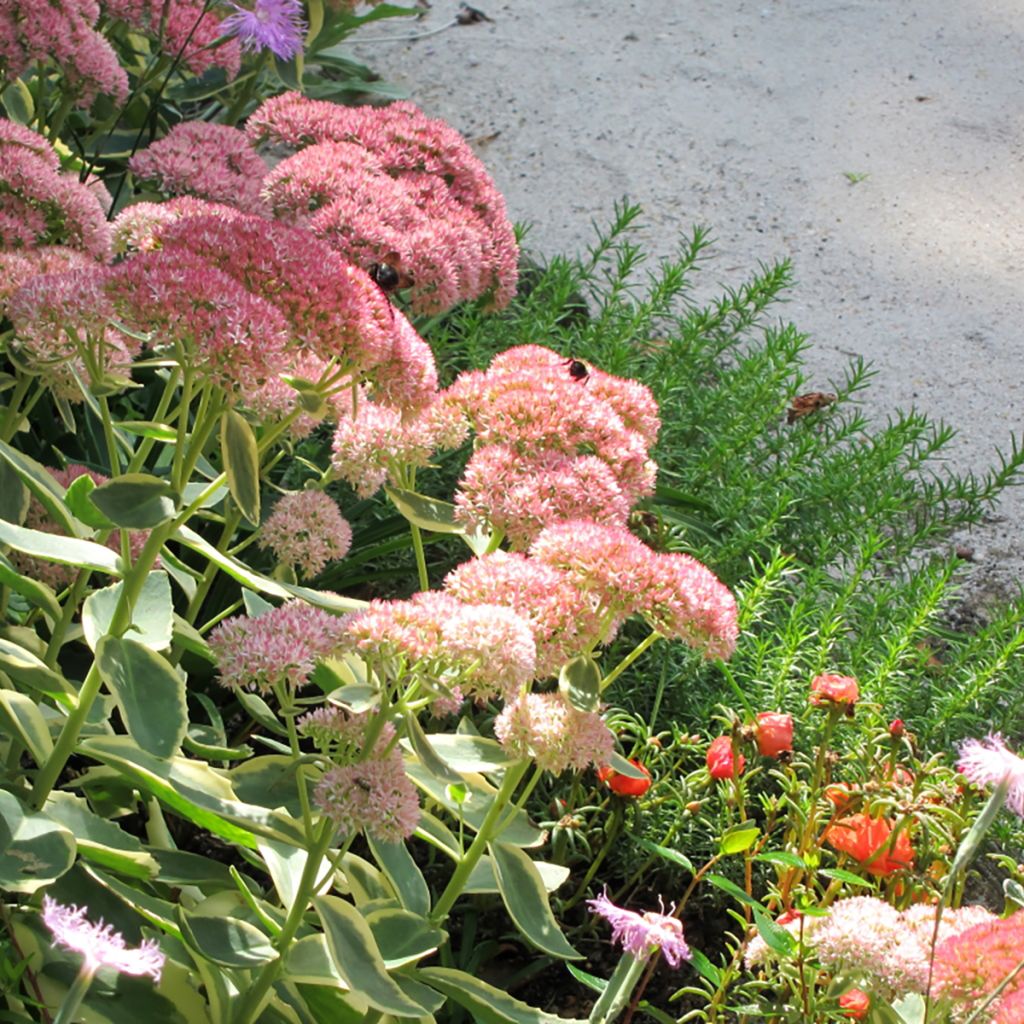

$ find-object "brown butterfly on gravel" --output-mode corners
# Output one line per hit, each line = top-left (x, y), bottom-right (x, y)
(786, 391), (837, 424)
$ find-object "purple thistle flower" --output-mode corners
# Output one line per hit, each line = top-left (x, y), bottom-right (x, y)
(222, 0), (306, 61)
(957, 734), (1024, 818)
(587, 892), (692, 968)
(41, 897), (165, 981)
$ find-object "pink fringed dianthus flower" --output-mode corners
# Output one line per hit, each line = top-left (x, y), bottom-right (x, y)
(494, 692), (613, 773)
(587, 892), (691, 968)
(313, 750), (420, 842)
(957, 735), (1024, 818)
(444, 551), (605, 678)
(130, 123), (267, 214)
(42, 896), (165, 981)
(209, 602), (349, 692)
(259, 491), (352, 578)
(222, 0), (306, 60)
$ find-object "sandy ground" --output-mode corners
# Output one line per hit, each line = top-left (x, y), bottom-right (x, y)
(352, 0), (1024, 602)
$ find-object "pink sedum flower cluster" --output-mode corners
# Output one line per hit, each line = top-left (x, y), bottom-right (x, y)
(342, 592), (535, 703)
(42, 896), (165, 981)
(130, 123), (268, 214)
(258, 490), (352, 578)
(314, 750), (420, 843)
(103, 0), (241, 78)
(531, 520), (738, 659)
(0, 123), (111, 258)
(494, 692), (614, 774)
(209, 602), (349, 693)
(249, 92), (519, 312)
(444, 551), (606, 678)
(444, 345), (659, 548)
(1, 0), (127, 106)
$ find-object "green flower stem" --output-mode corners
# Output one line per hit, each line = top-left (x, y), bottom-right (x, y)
(43, 570), (94, 669)
(495, 763), (544, 835)
(170, 367), (195, 488)
(231, 823), (335, 1024)
(430, 759), (531, 923)
(182, 507), (243, 628)
(588, 951), (647, 1024)
(717, 661), (754, 716)
(29, 521), (173, 809)
(279, 684), (316, 843)
(600, 630), (662, 693)
(125, 367), (181, 474)
(0, 373), (32, 441)
(51, 964), (96, 1024)
(97, 396), (122, 476)
(562, 802), (622, 912)
(409, 522), (430, 592)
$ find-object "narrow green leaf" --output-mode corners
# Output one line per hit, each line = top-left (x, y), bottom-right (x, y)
(754, 850), (807, 869)
(558, 655), (601, 713)
(705, 873), (765, 910)
(1005, 878), (1024, 909)
(752, 908), (796, 955)
(949, 778), (1010, 879)
(404, 714), (463, 785)
(0, 456), (29, 526)
(0, 517), (121, 575)
(0, 638), (73, 695)
(313, 895), (432, 1017)
(235, 691), (289, 737)
(489, 842), (579, 960)
(818, 868), (873, 888)
(0, 790), (75, 892)
(118, 420), (177, 441)
(632, 835), (694, 874)
(385, 486), (462, 534)
(175, 524), (292, 599)
(689, 947), (722, 986)
(567, 963), (607, 994)
(419, 967), (589, 1024)
(609, 750), (649, 780)
(1, 77), (35, 123)
(367, 836), (431, 915)
(79, 735), (306, 848)
(178, 909), (276, 967)
(0, 554), (61, 620)
(0, 690), (54, 763)
(83, 570), (174, 652)
(0, 440), (82, 536)
(97, 636), (187, 758)
(221, 409), (261, 526)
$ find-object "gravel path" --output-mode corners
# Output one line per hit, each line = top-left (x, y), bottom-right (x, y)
(353, 0), (1024, 601)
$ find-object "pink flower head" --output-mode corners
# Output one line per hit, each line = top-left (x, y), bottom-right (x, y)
(587, 893), (691, 968)
(249, 94), (519, 311)
(455, 446), (633, 550)
(493, 692), (614, 774)
(367, 307), (439, 413)
(129, 123), (267, 214)
(258, 490), (352, 578)
(223, 0), (306, 60)
(313, 750), (420, 842)
(957, 734), (1024, 818)
(342, 591), (460, 665)
(162, 1), (241, 78)
(444, 551), (605, 678)
(810, 673), (860, 707)
(637, 552), (738, 659)
(0, 246), (97, 310)
(440, 603), (537, 702)
(156, 215), (395, 370)
(41, 896), (164, 981)
(105, 248), (292, 398)
(111, 197), (246, 254)
(932, 913), (1024, 1007)
(209, 602), (349, 693)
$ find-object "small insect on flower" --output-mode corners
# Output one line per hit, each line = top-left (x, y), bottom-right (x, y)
(367, 252), (414, 295)
(563, 357), (590, 383)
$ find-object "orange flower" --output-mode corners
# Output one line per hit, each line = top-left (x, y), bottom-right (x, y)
(810, 673), (859, 707)
(824, 782), (855, 812)
(707, 735), (745, 780)
(598, 759), (652, 797)
(755, 712), (794, 758)
(838, 988), (870, 1019)
(824, 813), (914, 876)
